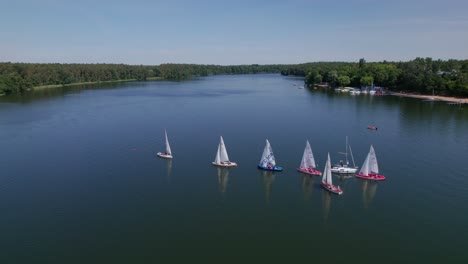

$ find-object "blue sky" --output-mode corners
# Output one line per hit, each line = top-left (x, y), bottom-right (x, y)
(1, 0), (467, 65)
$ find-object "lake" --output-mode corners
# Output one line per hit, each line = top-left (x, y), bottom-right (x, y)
(1, 74), (467, 263)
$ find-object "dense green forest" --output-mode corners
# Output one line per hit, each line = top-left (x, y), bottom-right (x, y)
(0, 63), (287, 94)
(1, 58), (467, 96)
(281, 58), (468, 97)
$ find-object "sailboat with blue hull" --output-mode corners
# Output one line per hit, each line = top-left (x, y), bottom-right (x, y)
(258, 139), (283, 171)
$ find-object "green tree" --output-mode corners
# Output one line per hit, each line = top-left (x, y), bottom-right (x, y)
(337, 75), (351, 87)
(360, 76), (374, 87)
(359, 58), (366, 69)
(325, 70), (338, 87)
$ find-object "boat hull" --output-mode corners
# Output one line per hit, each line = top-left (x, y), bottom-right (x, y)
(355, 173), (386, 181)
(297, 168), (321, 176)
(331, 166), (358, 174)
(258, 165), (283, 171)
(321, 182), (343, 195)
(212, 161), (237, 167)
(157, 152), (173, 159)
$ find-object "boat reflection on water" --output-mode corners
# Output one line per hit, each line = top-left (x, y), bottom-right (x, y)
(334, 173), (354, 182)
(361, 180), (378, 209)
(321, 191), (332, 224)
(165, 159), (172, 183)
(300, 173), (315, 201)
(216, 167), (230, 194)
(261, 170), (276, 204)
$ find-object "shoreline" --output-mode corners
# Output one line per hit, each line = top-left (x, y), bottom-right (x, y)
(33, 79), (139, 90)
(390, 92), (468, 104)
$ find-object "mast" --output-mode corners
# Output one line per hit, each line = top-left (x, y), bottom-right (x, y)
(349, 144), (356, 168)
(345, 136), (349, 165)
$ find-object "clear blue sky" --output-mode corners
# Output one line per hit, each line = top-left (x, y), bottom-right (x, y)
(1, 0), (467, 65)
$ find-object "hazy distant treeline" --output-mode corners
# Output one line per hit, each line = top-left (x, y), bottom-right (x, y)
(281, 58), (468, 96)
(1, 59), (467, 96)
(0, 63), (287, 94)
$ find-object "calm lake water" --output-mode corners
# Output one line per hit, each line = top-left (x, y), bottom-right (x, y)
(1, 74), (467, 263)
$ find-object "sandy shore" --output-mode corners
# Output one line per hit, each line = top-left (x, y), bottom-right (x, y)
(391, 92), (468, 104)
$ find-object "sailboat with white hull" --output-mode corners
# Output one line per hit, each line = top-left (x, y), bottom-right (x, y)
(157, 130), (173, 159)
(322, 153), (343, 195)
(356, 145), (386, 181)
(331, 136), (358, 174)
(297, 140), (321, 175)
(212, 136), (237, 167)
(258, 139), (283, 171)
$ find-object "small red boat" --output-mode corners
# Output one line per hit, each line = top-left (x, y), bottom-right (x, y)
(367, 126), (378, 130)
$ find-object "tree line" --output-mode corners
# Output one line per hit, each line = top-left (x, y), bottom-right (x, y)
(1, 58), (467, 96)
(281, 58), (468, 97)
(0, 63), (288, 94)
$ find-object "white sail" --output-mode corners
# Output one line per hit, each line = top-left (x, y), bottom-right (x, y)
(359, 145), (379, 175)
(322, 153), (333, 185)
(214, 136), (230, 163)
(300, 140), (316, 169)
(368, 145), (379, 173)
(214, 144), (221, 164)
(219, 136), (230, 162)
(259, 139), (276, 167)
(165, 130), (172, 155)
(359, 151), (370, 176)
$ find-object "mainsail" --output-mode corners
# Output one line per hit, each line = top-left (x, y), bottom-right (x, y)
(322, 153), (333, 185)
(259, 139), (276, 167)
(368, 145), (379, 173)
(359, 145), (379, 176)
(214, 136), (230, 163)
(300, 140), (316, 169)
(358, 151), (370, 176)
(165, 130), (172, 155)
(219, 136), (229, 162)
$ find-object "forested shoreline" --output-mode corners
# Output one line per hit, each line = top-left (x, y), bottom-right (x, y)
(282, 58), (468, 97)
(1, 58), (467, 97)
(0, 63), (286, 95)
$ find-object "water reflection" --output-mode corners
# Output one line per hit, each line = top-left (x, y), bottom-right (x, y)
(300, 173), (315, 201)
(321, 191), (332, 224)
(334, 173), (353, 182)
(216, 167), (230, 194)
(165, 159), (173, 183)
(361, 180), (378, 209)
(260, 170), (275, 204)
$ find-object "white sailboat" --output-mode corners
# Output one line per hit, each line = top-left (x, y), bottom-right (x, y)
(297, 140), (321, 175)
(321, 153), (343, 195)
(212, 136), (237, 167)
(331, 136), (358, 174)
(356, 145), (386, 181)
(157, 129), (173, 159)
(258, 139), (283, 171)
